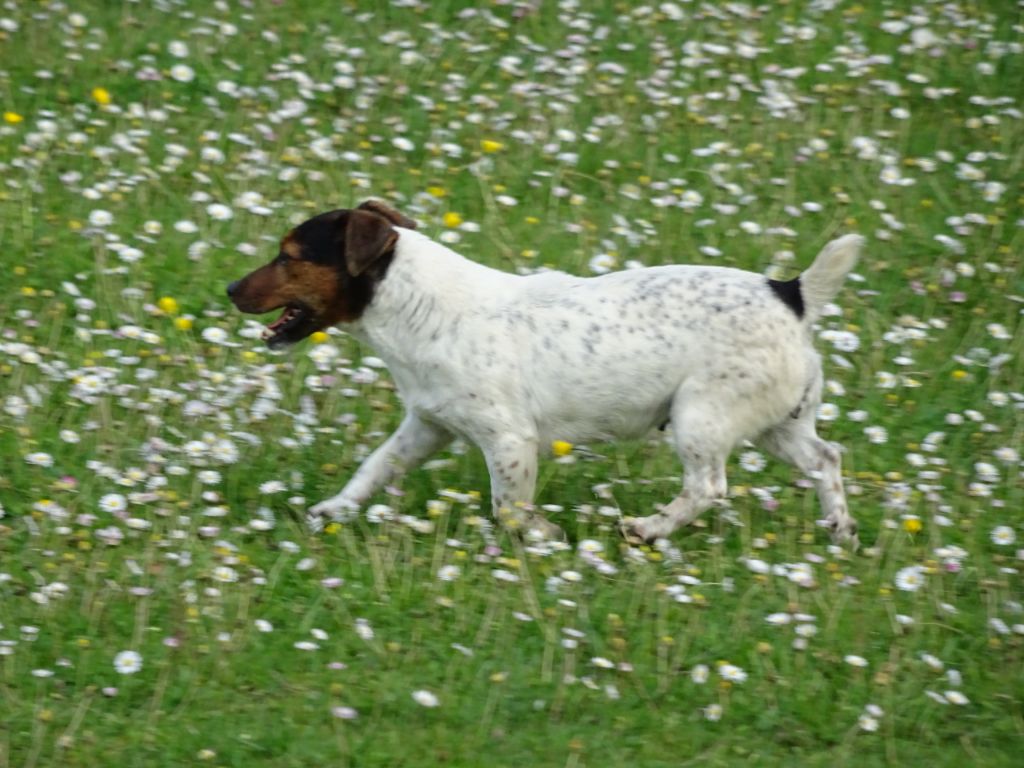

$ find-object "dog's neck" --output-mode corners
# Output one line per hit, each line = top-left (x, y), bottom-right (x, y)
(342, 228), (515, 363)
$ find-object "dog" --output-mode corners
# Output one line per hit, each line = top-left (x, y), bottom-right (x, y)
(227, 199), (862, 547)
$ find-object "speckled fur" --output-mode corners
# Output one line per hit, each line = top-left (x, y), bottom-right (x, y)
(308, 223), (864, 546)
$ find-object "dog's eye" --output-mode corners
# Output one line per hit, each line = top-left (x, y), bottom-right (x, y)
(274, 253), (290, 266)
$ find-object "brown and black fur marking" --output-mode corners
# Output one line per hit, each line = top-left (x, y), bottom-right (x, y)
(356, 199), (417, 230)
(226, 200), (417, 347)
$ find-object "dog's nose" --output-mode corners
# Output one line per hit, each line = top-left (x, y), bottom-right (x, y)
(226, 280), (240, 298)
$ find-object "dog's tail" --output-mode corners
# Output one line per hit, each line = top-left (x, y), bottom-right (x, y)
(770, 234), (863, 323)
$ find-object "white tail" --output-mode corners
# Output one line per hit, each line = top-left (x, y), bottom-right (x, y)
(800, 234), (863, 322)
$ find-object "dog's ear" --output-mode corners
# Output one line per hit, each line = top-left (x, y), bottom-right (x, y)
(344, 209), (399, 277)
(357, 199), (417, 230)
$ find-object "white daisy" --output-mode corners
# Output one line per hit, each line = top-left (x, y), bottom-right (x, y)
(894, 565), (924, 592)
(944, 690), (969, 706)
(864, 425), (889, 444)
(588, 253), (616, 274)
(99, 493), (127, 515)
(355, 619), (374, 641)
(991, 526), (1016, 546)
(201, 327), (229, 344)
(412, 689), (439, 707)
(858, 714), (879, 732)
(88, 209), (113, 227)
(920, 653), (944, 671)
(212, 566), (238, 583)
(817, 403), (839, 421)
(206, 203), (233, 221)
(437, 565), (461, 582)
(740, 451), (766, 472)
(114, 650), (142, 675)
(718, 663), (747, 683)
(578, 539), (604, 554)
(25, 452), (54, 467)
(170, 64), (195, 83)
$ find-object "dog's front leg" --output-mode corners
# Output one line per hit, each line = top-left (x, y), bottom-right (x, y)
(482, 438), (564, 541)
(308, 413), (451, 530)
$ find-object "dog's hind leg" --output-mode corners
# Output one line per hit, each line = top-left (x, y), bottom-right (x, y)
(621, 394), (733, 544)
(308, 413), (451, 530)
(759, 414), (858, 549)
(482, 437), (564, 541)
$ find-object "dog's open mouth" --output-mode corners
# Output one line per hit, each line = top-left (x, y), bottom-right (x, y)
(261, 304), (310, 345)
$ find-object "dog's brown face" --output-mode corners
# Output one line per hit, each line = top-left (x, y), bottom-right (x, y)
(227, 200), (416, 349)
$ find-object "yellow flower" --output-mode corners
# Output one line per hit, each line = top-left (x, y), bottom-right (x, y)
(551, 440), (573, 457)
(3, 111), (23, 124)
(173, 316), (193, 331)
(442, 211), (463, 228)
(157, 296), (179, 314)
(426, 186), (446, 198)
(902, 517), (922, 534)
(951, 370), (968, 380)
(91, 87), (112, 106)
(480, 139), (504, 153)
(310, 331), (329, 344)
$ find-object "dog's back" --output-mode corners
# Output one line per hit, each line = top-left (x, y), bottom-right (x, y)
(511, 264), (813, 444)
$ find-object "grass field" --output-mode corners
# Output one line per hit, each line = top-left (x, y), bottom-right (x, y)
(1, 1), (1022, 765)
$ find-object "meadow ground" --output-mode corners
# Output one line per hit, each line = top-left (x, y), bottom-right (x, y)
(0, 1), (1022, 766)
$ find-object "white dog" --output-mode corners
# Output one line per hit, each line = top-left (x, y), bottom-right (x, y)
(227, 200), (862, 546)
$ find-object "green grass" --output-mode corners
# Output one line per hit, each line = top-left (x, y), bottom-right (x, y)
(1, 1), (1023, 766)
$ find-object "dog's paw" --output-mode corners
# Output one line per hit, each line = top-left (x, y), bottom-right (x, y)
(619, 516), (663, 546)
(817, 516), (860, 551)
(307, 495), (361, 531)
(524, 517), (566, 543)
(495, 506), (565, 542)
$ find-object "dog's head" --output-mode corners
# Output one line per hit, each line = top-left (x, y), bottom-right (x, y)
(226, 200), (416, 349)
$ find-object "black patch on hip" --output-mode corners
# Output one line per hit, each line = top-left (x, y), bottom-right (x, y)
(767, 277), (804, 319)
